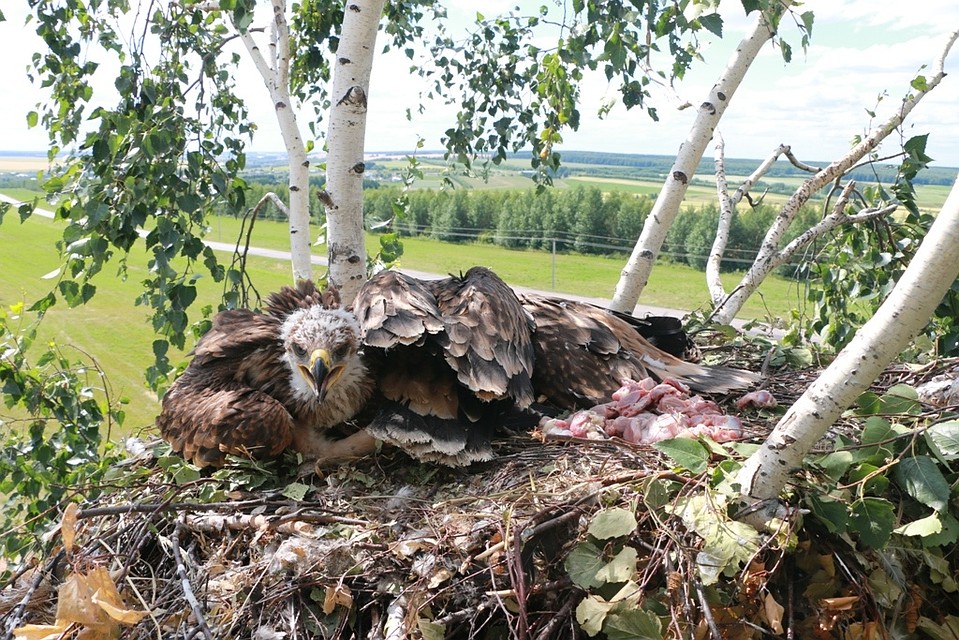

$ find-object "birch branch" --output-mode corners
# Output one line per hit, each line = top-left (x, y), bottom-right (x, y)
(707, 132), (734, 306)
(609, 9), (777, 313)
(711, 28), (959, 324)
(735, 175), (959, 529)
(238, 1), (313, 283)
(730, 143), (815, 207)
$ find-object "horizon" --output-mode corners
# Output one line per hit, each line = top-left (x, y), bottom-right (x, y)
(4, 148), (958, 174)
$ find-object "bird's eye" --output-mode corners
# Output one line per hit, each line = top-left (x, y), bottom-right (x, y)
(291, 344), (307, 358)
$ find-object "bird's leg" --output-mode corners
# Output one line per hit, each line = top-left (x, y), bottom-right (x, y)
(293, 428), (380, 476)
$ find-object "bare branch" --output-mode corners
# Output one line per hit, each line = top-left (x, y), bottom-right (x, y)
(609, 10), (778, 312)
(730, 143), (789, 207)
(707, 132), (734, 306)
(172, 520), (214, 640)
(782, 147), (821, 173)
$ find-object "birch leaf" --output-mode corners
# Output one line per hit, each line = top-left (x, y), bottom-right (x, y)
(653, 438), (709, 474)
(576, 596), (612, 637)
(603, 608), (662, 640)
(588, 508), (637, 540)
(894, 513), (943, 537)
(925, 420), (959, 459)
(895, 455), (950, 512)
(565, 541), (606, 589)
(849, 498), (895, 548)
(594, 547), (638, 584)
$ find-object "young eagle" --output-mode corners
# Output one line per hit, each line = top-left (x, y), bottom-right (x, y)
(157, 283), (375, 468)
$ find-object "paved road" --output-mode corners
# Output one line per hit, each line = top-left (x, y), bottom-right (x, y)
(2, 193), (765, 332)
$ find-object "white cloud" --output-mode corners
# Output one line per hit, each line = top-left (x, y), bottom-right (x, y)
(2, 1), (959, 168)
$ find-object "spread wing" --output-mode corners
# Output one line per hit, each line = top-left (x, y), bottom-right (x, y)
(158, 310), (295, 467)
(520, 294), (758, 410)
(353, 267), (536, 465)
(429, 267), (535, 407)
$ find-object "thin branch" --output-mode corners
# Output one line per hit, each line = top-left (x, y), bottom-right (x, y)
(171, 520), (214, 640)
(782, 147), (821, 173)
(708, 132), (734, 306)
(731, 143), (789, 207)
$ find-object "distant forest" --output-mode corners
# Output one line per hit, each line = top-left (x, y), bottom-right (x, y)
(550, 150), (959, 186)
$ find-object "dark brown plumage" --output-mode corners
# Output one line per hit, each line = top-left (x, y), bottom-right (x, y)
(353, 267), (536, 465)
(157, 282), (375, 468)
(519, 293), (758, 409)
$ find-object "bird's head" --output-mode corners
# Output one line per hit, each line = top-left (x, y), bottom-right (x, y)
(280, 306), (363, 404)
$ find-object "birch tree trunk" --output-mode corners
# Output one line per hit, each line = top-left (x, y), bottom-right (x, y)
(735, 177), (959, 528)
(324, 0), (385, 305)
(608, 10), (776, 313)
(239, 0), (313, 282)
(710, 28), (959, 325)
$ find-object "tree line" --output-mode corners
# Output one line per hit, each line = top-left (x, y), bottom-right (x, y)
(359, 184), (821, 274)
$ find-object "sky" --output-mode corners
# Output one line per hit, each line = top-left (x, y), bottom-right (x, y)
(2, 1), (959, 168)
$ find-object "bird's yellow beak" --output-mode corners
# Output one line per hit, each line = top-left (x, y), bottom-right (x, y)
(299, 348), (344, 403)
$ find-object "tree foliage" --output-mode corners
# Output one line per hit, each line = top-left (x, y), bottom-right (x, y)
(425, 0), (733, 184)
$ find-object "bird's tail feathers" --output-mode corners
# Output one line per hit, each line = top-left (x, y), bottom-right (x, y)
(638, 353), (759, 394)
(367, 402), (495, 466)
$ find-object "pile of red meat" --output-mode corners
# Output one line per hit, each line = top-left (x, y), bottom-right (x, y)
(539, 377), (775, 445)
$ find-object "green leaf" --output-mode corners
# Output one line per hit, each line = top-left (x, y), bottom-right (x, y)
(576, 595), (612, 637)
(653, 438), (709, 474)
(911, 75), (929, 92)
(566, 540), (606, 589)
(806, 494), (849, 535)
(925, 420), (959, 460)
(849, 497), (895, 548)
(603, 608), (662, 640)
(879, 383), (921, 414)
(846, 463), (890, 496)
(27, 111), (39, 128)
(417, 619), (446, 640)
(588, 508), (638, 540)
(697, 13), (723, 37)
(894, 513), (943, 537)
(895, 455), (950, 512)
(922, 512), (959, 548)
(595, 546), (638, 584)
(281, 481), (310, 501)
(814, 450), (853, 481)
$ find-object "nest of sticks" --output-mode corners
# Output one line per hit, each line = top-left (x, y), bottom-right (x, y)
(2, 358), (959, 639)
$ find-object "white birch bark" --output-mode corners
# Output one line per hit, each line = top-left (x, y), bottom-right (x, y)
(735, 176), (959, 528)
(608, 10), (776, 313)
(707, 132), (733, 306)
(324, 0), (385, 305)
(710, 28), (959, 324)
(239, 0), (313, 282)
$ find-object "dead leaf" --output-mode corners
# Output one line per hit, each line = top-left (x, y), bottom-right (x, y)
(12, 621), (74, 640)
(322, 584), (353, 615)
(428, 568), (453, 589)
(763, 592), (785, 634)
(821, 595), (860, 611)
(15, 566), (147, 640)
(61, 503), (79, 555)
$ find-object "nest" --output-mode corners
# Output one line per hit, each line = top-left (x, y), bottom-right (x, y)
(3, 362), (959, 639)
